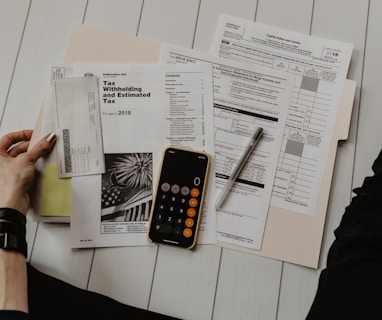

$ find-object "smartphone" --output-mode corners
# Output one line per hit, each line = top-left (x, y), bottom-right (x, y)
(147, 147), (210, 249)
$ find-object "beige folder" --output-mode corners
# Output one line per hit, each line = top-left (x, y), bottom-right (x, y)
(42, 24), (355, 268)
(219, 80), (356, 268)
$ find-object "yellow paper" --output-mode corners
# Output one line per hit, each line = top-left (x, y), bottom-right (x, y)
(40, 163), (71, 216)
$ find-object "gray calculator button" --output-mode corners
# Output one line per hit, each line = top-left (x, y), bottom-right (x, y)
(161, 183), (170, 192)
(181, 186), (190, 195)
(171, 184), (180, 194)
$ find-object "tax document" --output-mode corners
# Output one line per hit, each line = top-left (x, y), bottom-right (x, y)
(211, 14), (353, 216)
(161, 45), (293, 249)
(68, 63), (216, 248)
(53, 76), (105, 178)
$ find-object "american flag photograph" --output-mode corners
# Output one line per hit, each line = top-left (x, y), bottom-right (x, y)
(101, 153), (153, 223)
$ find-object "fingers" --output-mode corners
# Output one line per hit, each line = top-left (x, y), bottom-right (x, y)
(7, 141), (30, 157)
(0, 130), (56, 163)
(0, 130), (33, 153)
(23, 132), (56, 163)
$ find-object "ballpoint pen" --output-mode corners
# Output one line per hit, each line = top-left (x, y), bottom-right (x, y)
(215, 127), (264, 210)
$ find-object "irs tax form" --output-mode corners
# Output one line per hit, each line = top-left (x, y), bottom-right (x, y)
(68, 63), (216, 248)
(211, 15), (353, 216)
(161, 45), (293, 250)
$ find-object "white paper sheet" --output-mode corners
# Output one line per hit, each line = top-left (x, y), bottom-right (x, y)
(53, 76), (105, 178)
(69, 63), (216, 248)
(210, 14), (353, 216)
(161, 45), (293, 250)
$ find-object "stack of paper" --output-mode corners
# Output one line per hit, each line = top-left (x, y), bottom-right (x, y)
(31, 14), (354, 267)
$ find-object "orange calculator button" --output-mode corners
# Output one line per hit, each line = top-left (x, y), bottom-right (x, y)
(183, 228), (193, 238)
(190, 188), (200, 197)
(185, 218), (194, 228)
(189, 198), (198, 207)
(187, 208), (196, 217)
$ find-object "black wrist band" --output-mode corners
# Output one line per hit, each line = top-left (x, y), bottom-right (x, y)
(0, 233), (27, 258)
(0, 208), (26, 226)
(0, 221), (26, 237)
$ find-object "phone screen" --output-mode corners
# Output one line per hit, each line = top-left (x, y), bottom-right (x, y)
(147, 147), (209, 249)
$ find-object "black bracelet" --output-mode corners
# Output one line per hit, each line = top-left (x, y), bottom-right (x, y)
(0, 221), (26, 237)
(0, 208), (26, 226)
(0, 233), (27, 258)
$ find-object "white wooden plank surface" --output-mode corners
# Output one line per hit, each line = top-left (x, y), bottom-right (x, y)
(278, 265), (319, 319)
(31, 223), (94, 288)
(0, 0), (29, 124)
(0, 0), (87, 135)
(138, 0), (200, 48)
(213, 250), (282, 320)
(85, 0), (143, 35)
(354, 0), (382, 188)
(149, 245), (221, 320)
(88, 246), (158, 309)
(193, 0), (258, 52)
(256, 0), (314, 34)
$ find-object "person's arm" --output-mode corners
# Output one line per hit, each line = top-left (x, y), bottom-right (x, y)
(0, 251), (28, 313)
(307, 149), (382, 319)
(0, 130), (56, 314)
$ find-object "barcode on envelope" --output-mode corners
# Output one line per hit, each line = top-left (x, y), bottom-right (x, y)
(62, 129), (72, 173)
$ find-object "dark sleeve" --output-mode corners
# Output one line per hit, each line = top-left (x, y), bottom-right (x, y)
(0, 310), (29, 320)
(306, 149), (382, 319)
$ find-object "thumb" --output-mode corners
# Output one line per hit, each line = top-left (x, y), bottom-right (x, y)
(26, 132), (56, 163)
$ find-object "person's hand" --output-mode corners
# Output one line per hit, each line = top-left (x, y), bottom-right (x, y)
(0, 130), (56, 215)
